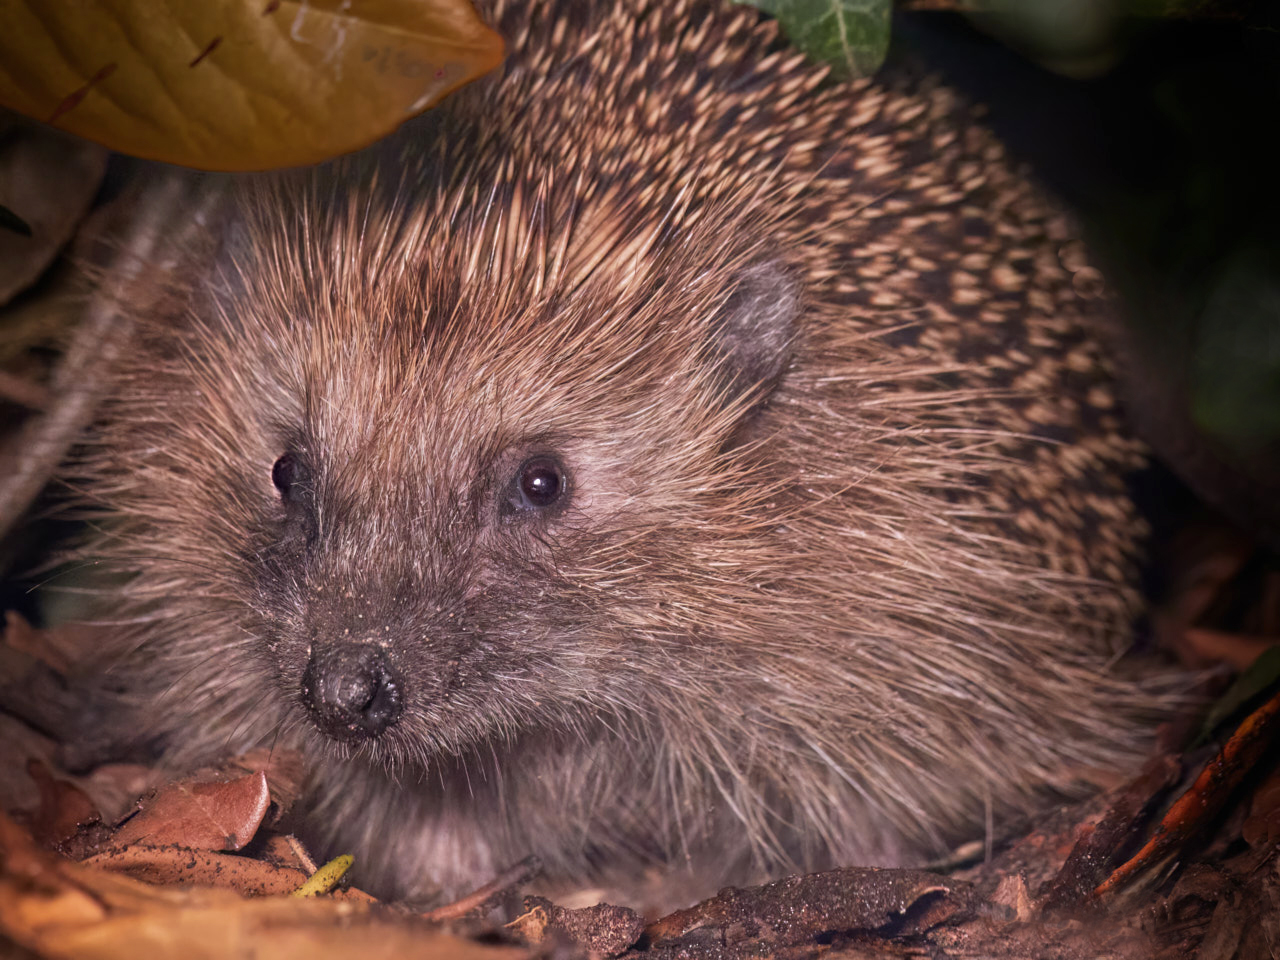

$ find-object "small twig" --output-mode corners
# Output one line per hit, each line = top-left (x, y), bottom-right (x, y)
(1040, 752), (1181, 909)
(286, 834), (319, 874)
(1092, 687), (1280, 901)
(420, 856), (542, 923)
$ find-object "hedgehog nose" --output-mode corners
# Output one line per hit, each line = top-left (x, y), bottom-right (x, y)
(301, 644), (403, 741)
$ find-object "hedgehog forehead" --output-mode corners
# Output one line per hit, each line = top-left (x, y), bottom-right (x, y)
(306, 304), (699, 456)
(229, 172), (750, 476)
(283, 277), (729, 507)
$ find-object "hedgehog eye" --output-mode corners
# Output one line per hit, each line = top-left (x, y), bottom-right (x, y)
(509, 456), (567, 512)
(271, 453), (304, 501)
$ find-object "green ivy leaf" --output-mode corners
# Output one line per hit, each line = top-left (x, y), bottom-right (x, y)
(1194, 645), (1280, 748)
(746, 0), (891, 79)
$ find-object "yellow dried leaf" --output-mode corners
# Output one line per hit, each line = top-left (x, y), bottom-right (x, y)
(0, 0), (504, 172)
(291, 854), (354, 898)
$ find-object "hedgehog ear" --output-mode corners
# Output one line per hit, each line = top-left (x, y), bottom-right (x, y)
(706, 260), (802, 415)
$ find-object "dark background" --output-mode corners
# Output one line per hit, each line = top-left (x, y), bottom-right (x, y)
(897, 5), (1280, 611)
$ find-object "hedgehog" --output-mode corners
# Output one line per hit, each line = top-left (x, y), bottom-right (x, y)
(62, 0), (1178, 910)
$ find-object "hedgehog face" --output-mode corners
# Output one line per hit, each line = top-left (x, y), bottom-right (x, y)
(233, 245), (804, 769)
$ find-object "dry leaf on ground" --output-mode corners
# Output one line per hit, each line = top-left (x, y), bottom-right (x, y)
(644, 867), (974, 949)
(111, 771), (270, 852)
(508, 896), (643, 957)
(82, 844), (373, 902)
(0, 810), (526, 960)
(25, 759), (101, 850)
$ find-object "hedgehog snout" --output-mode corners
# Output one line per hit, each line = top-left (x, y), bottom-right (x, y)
(300, 643), (404, 741)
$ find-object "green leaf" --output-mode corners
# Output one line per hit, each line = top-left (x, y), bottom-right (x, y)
(0, 203), (32, 237)
(746, 0), (891, 79)
(1188, 247), (1280, 453)
(1194, 645), (1280, 747)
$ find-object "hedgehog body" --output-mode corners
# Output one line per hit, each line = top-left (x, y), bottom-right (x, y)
(76, 0), (1172, 908)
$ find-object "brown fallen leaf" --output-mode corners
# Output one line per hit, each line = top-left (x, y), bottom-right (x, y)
(83, 844), (373, 902)
(507, 896), (643, 958)
(644, 867), (974, 949)
(0, 638), (89, 769)
(1, 810), (528, 960)
(25, 758), (101, 849)
(1240, 766), (1280, 850)
(112, 770), (270, 852)
(215, 748), (305, 827)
